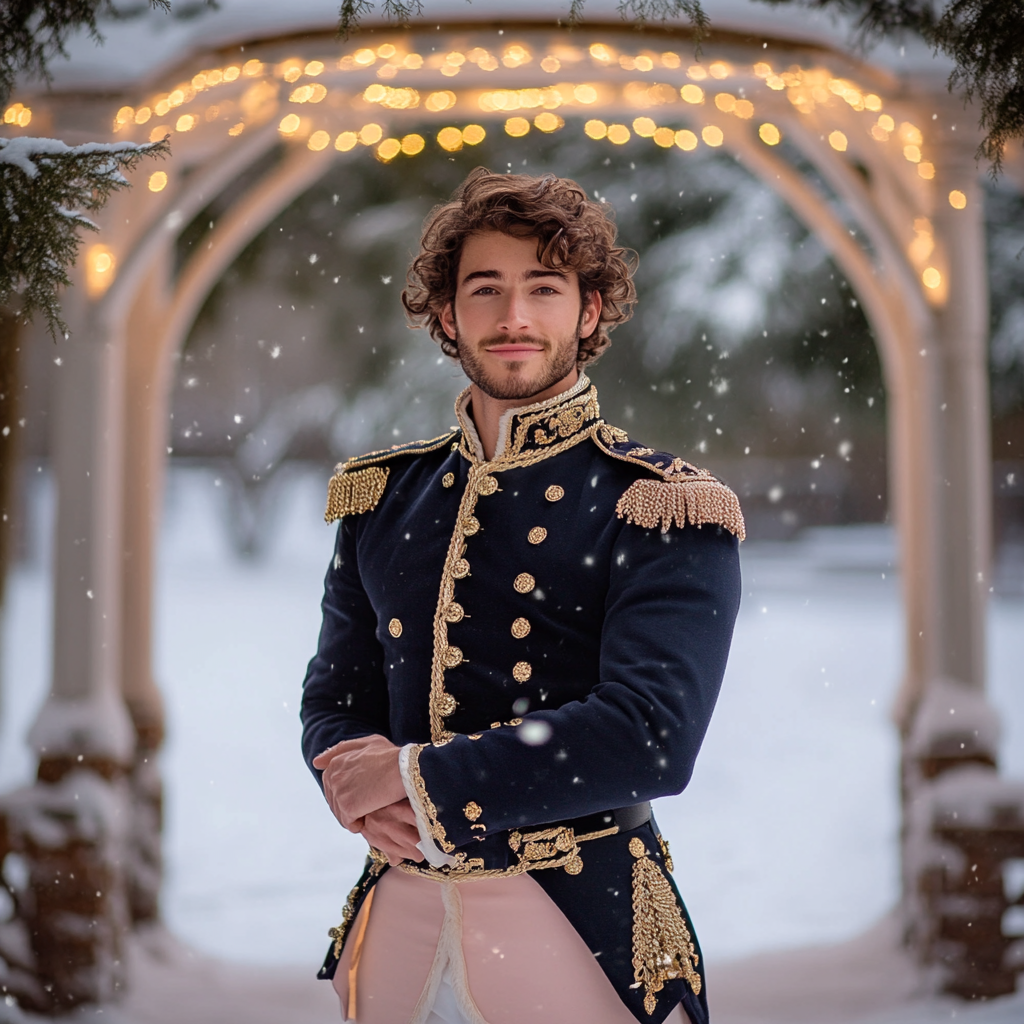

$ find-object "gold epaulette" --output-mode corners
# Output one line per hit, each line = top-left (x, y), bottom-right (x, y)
(324, 465), (389, 522)
(593, 425), (745, 540)
(324, 430), (458, 523)
(615, 473), (746, 541)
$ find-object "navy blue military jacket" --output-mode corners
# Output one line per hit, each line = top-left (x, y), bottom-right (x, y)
(301, 376), (743, 1024)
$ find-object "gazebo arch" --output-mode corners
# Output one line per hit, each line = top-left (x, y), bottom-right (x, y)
(0, 17), (1008, 1010)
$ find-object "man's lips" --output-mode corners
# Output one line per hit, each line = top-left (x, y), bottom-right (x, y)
(485, 344), (545, 356)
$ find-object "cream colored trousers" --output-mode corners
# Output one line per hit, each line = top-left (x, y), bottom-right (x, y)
(335, 867), (691, 1024)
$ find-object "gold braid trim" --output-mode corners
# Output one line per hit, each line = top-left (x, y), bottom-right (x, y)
(657, 832), (675, 873)
(615, 476), (746, 541)
(629, 836), (702, 1015)
(324, 466), (390, 523)
(327, 847), (388, 958)
(398, 822), (618, 882)
(407, 743), (455, 853)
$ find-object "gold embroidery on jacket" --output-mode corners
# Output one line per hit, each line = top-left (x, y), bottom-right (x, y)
(398, 822), (618, 883)
(324, 466), (389, 522)
(629, 836), (702, 1013)
(657, 832), (675, 873)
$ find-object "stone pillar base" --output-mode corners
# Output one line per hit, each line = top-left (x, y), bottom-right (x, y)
(903, 680), (1024, 999)
(0, 768), (131, 1013)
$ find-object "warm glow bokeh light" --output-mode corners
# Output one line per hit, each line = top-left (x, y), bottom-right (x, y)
(86, 246), (116, 297)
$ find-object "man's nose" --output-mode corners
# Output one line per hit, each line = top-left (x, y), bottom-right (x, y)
(497, 291), (532, 334)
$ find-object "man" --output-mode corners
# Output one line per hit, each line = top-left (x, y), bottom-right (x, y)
(301, 169), (743, 1024)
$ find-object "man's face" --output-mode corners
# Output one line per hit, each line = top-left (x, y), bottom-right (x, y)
(440, 230), (602, 401)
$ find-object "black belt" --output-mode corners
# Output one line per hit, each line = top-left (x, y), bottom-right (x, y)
(560, 801), (651, 836)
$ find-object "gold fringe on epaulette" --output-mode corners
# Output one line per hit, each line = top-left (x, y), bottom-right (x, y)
(629, 837), (702, 1015)
(615, 477), (746, 541)
(324, 465), (390, 522)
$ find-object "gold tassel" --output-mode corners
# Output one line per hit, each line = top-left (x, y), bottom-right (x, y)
(629, 836), (702, 1015)
(324, 466), (390, 522)
(615, 477), (745, 541)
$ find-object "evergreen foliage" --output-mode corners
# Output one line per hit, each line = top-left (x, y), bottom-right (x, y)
(0, 1), (169, 108)
(0, 135), (169, 336)
(765, 0), (1024, 172)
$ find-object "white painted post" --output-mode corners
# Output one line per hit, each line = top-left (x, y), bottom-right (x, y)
(0, 290), (136, 1010)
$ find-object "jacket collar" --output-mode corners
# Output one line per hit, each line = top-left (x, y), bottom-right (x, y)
(455, 374), (601, 465)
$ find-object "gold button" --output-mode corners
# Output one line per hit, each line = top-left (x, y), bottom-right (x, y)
(477, 475), (498, 496)
(513, 661), (532, 683)
(388, 618), (402, 638)
(545, 485), (564, 502)
(442, 472), (455, 488)
(463, 801), (482, 822)
(513, 572), (535, 594)
(442, 645), (464, 668)
(528, 526), (547, 544)
(462, 516), (481, 536)
(452, 559), (470, 579)
(511, 617), (531, 639)
(451, 443), (459, 452)
(445, 602), (465, 623)
(440, 693), (457, 716)
(508, 717), (523, 726)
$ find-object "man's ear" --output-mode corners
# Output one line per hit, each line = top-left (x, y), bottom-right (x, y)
(579, 290), (603, 339)
(440, 302), (457, 341)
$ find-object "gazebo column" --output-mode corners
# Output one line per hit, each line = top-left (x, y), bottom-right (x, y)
(902, 132), (1024, 998)
(0, 291), (135, 1010)
(120, 264), (174, 926)
(930, 161), (991, 695)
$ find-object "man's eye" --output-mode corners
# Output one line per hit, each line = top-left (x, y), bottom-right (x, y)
(535, 286), (557, 295)
(472, 286), (498, 295)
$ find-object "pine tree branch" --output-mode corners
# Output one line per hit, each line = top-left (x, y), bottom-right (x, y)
(338, 0), (423, 40)
(567, 0), (587, 27)
(0, 135), (170, 338)
(932, 0), (1024, 174)
(617, 0), (709, 48)
(758, 1), (1024, 174)
(0, 1), (172, 108)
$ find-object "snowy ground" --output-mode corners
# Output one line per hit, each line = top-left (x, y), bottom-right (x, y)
(1, 466), (1022, 1020)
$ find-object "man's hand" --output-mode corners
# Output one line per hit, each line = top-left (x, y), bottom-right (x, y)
(312, 734), (408, 831)
(360, 800), (424, 866)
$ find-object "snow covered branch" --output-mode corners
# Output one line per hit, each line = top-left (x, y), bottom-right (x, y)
(0, 134), (170, 337)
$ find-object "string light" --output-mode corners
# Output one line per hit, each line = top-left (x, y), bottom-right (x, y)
(56, 31), (951, 303)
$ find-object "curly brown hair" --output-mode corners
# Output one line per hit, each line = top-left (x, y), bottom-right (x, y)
(402, 168), (637, 368)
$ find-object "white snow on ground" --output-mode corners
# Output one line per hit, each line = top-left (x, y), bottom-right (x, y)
(1, 465), (1022, 1021)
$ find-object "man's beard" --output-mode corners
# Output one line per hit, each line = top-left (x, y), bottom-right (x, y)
(456, 330), (580, 401)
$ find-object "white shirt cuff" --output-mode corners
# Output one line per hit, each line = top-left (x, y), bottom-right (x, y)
(399, 743), (457, 868)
